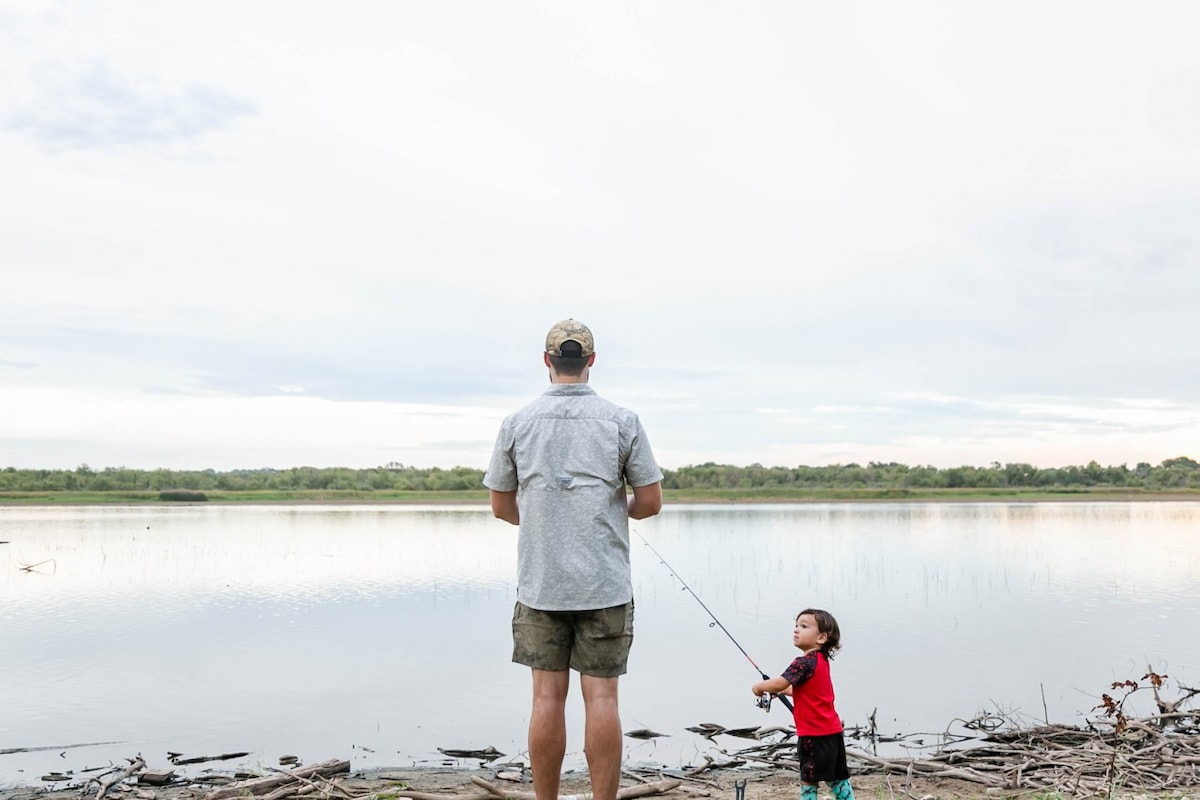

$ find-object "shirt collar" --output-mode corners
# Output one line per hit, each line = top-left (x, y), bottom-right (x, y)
(542, 383), (596, 397)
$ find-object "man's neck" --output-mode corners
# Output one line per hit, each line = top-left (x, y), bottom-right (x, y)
(549, 367), (590, 385)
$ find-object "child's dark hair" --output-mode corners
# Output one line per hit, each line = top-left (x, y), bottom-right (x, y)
(797, 608), (842, 659)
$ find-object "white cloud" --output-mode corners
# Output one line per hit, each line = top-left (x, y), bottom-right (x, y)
(6, 62), (257, 151)
(2, 0), (1199, 470)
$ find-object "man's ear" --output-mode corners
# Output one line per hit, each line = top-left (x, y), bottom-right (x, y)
(587, 352), (596, 366)
(544, 352), (553, 368)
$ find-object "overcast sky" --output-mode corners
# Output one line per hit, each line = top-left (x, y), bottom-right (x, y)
(3, 2), (1199, 472)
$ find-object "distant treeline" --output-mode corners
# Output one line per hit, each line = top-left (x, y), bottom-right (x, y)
(2, 457), (1199, 493)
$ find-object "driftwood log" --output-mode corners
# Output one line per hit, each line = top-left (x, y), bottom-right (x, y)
(86, 755), (147, 800)
(171, 751), (251, 765)
(204, 759), (351, 800)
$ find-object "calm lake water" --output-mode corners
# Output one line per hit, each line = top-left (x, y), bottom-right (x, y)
(2, 502), (1199, 788)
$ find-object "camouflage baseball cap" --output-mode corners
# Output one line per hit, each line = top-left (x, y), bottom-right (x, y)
(545, 319), (595, 357)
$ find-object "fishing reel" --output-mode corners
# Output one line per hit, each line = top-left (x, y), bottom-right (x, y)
(755, 693), (772, 711)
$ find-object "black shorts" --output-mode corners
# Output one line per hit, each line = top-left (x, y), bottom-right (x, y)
(796, 733), (850, 784)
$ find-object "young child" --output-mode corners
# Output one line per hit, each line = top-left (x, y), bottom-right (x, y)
(751, 608), (854, 800)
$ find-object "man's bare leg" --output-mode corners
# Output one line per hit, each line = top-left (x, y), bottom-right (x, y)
(530, 669), (570, 800)
(580, 675), (622, 800)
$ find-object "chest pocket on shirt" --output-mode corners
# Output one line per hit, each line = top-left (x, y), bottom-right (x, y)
(555, 448), (618, 489)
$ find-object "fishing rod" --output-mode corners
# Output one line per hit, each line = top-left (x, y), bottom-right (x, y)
(633, 529), (792, 713)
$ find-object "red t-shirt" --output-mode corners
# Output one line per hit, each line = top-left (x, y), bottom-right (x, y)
(781, 650), (843, 736)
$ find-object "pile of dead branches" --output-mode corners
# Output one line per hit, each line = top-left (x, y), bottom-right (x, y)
(709, 676), (1199, 798)
(64, 757), (352, 800)
(718, 718), (1200, 796)
(203, 759), (352, 800)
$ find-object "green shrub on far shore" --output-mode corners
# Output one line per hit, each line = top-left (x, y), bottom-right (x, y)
(158, 489), (209, 502)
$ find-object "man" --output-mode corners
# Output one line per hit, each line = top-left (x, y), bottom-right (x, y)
(484, 318), (663, 800)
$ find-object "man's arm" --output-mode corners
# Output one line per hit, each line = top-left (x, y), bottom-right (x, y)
(627, 481), (662, 520)
(490, 489), (519, 525)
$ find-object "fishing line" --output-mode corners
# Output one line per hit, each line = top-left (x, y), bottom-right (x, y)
(633, 529), (793, 713)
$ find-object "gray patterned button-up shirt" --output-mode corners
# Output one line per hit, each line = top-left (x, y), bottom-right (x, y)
(484, 383), (663, 611)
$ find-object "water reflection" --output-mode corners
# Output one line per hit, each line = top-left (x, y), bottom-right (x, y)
(2, 502), (1199, 787)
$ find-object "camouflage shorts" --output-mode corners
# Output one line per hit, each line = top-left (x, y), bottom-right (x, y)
(511, 601), (634, 678)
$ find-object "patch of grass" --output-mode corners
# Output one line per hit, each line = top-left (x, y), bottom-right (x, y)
(0, 489), (491, 506)
(202, 489), (491, 504)
(659, 486), (1194, 503)
(0, 491), (161, 505)
(2, 487), (1197, 507)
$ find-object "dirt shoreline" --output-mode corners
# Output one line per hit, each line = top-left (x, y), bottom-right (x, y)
(0, 762), (1034, 800)
(6, 757), (1198, 800)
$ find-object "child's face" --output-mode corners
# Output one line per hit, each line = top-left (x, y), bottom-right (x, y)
(793, 613), (828, 653)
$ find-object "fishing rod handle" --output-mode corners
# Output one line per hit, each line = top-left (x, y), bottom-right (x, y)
(756, 670), (795, 711)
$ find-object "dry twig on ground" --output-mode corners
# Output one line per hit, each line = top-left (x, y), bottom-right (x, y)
(714, 681), (1199, 798)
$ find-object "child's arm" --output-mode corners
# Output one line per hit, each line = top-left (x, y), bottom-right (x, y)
(751, 676), (789, 697)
